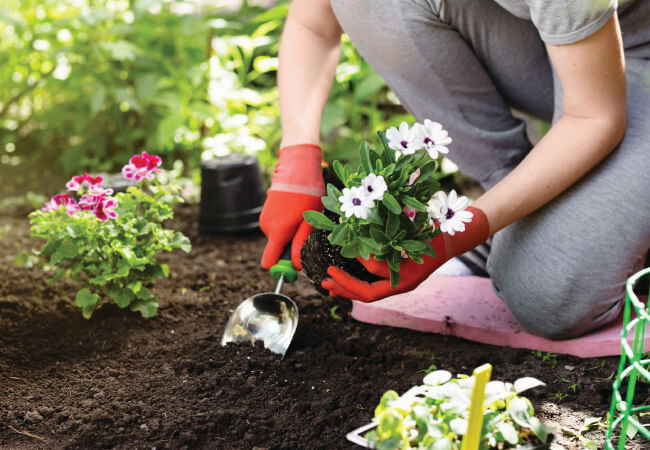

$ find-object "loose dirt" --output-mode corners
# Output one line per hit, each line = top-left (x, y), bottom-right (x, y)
(1, 204), (646, 449)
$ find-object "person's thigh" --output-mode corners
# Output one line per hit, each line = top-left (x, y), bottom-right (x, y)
(329, 0), (553, 188)
(488, 58), (650, 339)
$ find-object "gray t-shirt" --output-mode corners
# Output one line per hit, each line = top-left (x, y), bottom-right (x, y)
(494, 0), (617, 45)
(494, 0), (650, 57)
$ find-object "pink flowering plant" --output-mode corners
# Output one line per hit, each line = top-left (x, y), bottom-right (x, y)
(28, 152), (191, 319)
(304, 120), (471, 288)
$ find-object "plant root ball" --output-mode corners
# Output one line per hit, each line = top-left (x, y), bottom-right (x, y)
(300, 211), (382, 296)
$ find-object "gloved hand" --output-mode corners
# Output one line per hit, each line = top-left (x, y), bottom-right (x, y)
(260, 144), (325, 270)
(321, 206), (490, 302)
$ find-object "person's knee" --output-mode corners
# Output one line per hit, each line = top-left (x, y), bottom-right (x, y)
(488, 250), (623, 340)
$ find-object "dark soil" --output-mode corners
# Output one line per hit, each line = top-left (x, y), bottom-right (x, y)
(1, 203), (647, 449)
(301, 210), (382, 295)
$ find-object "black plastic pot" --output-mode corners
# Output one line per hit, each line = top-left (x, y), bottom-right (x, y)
(199, 153), (266, 233)
(100, 173), (137, 194)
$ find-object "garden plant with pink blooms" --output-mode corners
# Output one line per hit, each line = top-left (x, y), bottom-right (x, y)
(304, 121), (474, 288)
(28, 152), (191, 318)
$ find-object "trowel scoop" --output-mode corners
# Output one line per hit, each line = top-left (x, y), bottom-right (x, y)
(221, 245), (298, 358)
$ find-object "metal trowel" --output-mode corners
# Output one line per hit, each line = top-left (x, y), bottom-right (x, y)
(221, 245), (298, 358)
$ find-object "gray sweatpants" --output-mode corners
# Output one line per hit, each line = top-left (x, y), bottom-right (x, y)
(330, 0), (650, 339)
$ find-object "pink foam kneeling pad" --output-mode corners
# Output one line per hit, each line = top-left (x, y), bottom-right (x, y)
(350, 275), (650, 358)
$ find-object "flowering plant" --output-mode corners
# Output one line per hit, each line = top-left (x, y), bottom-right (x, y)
(304, 120), (473, 288)
(363, 370), (553, 449)
(28, 152), (191, 318)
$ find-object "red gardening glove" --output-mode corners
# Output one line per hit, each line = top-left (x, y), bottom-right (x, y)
(321, 207), (490, 302)
(260, 144), (325, 270)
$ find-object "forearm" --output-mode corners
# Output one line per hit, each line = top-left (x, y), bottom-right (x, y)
(278, 0), (342, 147)
(473, 14), (626, 235)
(473, 115), (625, 234)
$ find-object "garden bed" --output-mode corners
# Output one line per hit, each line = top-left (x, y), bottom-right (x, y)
(0, 203), (647, 449)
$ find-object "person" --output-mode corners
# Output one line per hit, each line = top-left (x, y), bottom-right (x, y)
(259, 0), (650, 340)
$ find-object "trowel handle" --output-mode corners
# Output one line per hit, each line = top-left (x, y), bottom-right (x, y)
(269, 242), (297, 283)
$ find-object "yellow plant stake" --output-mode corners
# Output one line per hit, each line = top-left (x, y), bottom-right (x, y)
(461, 363), (493, 450)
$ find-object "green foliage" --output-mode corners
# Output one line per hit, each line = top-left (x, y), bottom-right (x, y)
(420, 355), (438, 374)
(1, 0), (464, 202)
(29, 171), (191, 318)
(304, 128), (442, 287)
(0, 0), (286, 186)
(365, 371), (554, 449)
(530, 350), (558, 369)
(322, 34), (414, 163)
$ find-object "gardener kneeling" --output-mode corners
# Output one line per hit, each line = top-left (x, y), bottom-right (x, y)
(259, 0), (650, 341)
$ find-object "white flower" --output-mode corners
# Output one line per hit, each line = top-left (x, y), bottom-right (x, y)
(427, 190), (473, 236)
(361, 173), (387, 201)
(339, 186), (374, 219)
(416, 119), (452, 159)
(385, 122), (423, 155)
(450, 418), (468, 435)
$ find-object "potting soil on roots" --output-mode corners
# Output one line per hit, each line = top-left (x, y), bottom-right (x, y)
(1, 204), (647, 449)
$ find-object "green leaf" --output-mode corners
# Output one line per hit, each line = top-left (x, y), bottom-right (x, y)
(417, 160), (439, 182)
(395, 166), (410, 187)
(402, 196), (427, 212)
(376, 130), (395, 163)
(320, 102), (345, 137)
(370, 227), (389, 244)
(365, 207), (383, 225)
(130, 298), (159, 318)
(333, 160), (347, 186)
(358, 241), (371, 260)
(382, 193), (402, 215)
(116, 246), (134, 262)
(116, 258), (131, 278)
(354, 71), (387, 102)
(135, 73), (158, 102)
(329, 223), (350, 246)
(51, 240), (79, 264)
(508, 397), (534, 429)
(156, 110), (183, 147)
(387, 253), (401, 273)
(400, 240), (429, 252)
(108, 287), (135, 308)
(303, 211), (335, 230)
(386, 213), (400, 238)
(101, 40), (141, 61)
(359, 237), (383, 254)
(90, 83), (106, 115)
(327, 183), (343, 200)
(389, 268), (400, 289)
(136, 287), (152, 300)
(498, 422), (519, 445)
(359, 142), (373, 175)
(75, 288), (99, 319)
(528, 417), (550, 443)
(160, 264), (170, 278)
(376, 437), (401, 450)
(322, 196), (340, 214)
(340, 242), (359, 258)
(47, 268), (65, 284)
(171, 232), (191, 253)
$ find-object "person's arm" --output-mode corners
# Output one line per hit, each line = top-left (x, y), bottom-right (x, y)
(322, 14), (627, 301)
(473, 14), (626, 233)
(278, 0), (342, 146)
(259, 0), (343, 269)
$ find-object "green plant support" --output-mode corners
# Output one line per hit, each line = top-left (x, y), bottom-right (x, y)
(605, 267), (650, 449)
